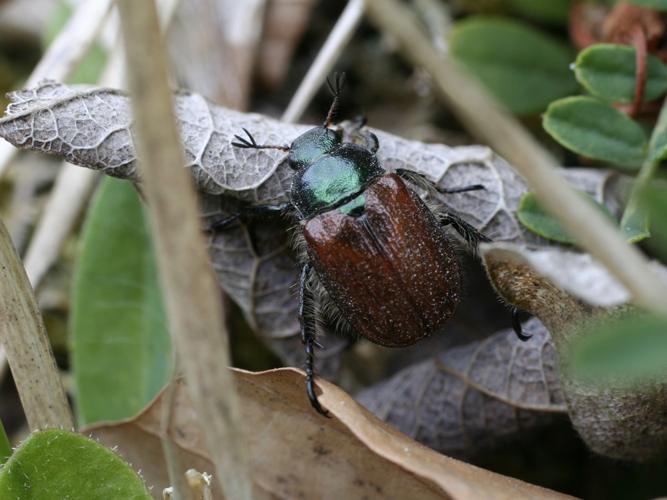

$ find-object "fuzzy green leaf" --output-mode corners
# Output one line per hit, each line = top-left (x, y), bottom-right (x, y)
(570, 313), (667, 386)
(517, 191), (616, 244)
(0, 429), (151, 499)
(0, 420), (10, 466)
(450, 16), (577, 115)
(71, 178), (172, 426)
(543, 96), (647, 168)
(575, 44), (667, 104)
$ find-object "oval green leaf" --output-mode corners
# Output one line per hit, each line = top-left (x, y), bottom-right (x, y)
(71, 177), (172, 426)
(450, 16), (578, 115)
(570, 313), (667, 386)
(629, 0), (667, 10)
(575, 44), (667, 103)
(543, 96), (647, 168)
(0, 429), (151, 499)
(517, 192), (575, 244)
(508, 0), (571, 24)
(517, 191), (617, 244)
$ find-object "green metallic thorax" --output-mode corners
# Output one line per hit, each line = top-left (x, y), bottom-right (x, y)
(288, 127), (383, 220)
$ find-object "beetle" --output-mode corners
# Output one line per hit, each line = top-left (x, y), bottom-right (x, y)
(216, 74), (529, 416)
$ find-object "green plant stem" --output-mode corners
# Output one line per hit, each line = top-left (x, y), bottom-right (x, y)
(0, 220), (74, 430)
(365, 0), (667, 315)
(115, 1), (253, 499)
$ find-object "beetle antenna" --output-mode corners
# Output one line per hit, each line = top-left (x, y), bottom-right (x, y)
(231, 128), (289, 151)
(323, 72), (345, 128)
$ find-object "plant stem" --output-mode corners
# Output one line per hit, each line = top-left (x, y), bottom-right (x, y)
(282, 0), (365, 123)
(365, 0), (667, 315)
(115, 1), (253, 498)
(0, 0), (113, 180)
(0, 219), (73, 430)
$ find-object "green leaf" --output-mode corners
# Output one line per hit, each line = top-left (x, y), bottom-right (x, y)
(517, 191), (617, 244)
(628, 0), (667, 10)
(71, 178), (172, 426)
(508, 0), (571, 24)
(570, 313), (667, 386)
(43, 1), (107, 84)
(620, 203), (651, 243)
(645, 182), (667, 259)
(575, 44), (667, 104)
(450, 16), (578, 115)
(619, 100), (667, 242)
(0, 429), (151, 499)
(543, 96), (647, 168)
(517, 192), (575, 244)
(0, 419), (10, 466)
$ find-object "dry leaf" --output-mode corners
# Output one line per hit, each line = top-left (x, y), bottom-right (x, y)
(481, 243), (667, 461)
(358, 318), (567, 459)
(0, 82), (626, 363)
(86, 369), (572, 499)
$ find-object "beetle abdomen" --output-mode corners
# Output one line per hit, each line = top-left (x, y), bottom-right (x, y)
(304, 173), (461, 347)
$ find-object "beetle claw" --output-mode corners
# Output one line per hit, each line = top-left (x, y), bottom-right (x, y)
(307, 378), (331, 418)
(512, 307), (532, 341)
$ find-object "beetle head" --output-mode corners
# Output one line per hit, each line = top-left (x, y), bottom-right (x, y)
(288, 126), (342, 170)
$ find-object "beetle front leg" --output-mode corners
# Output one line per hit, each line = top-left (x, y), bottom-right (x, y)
(298, 262), (330, 417)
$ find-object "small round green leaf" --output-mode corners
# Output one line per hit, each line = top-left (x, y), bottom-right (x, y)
(543, 96), (647, 168)
(570, 314), (667, 386)
(450, 16), (578, 115)
(517, 191), (617, 244)
(575, 44), (667, 103)
(517, 192), (575, 244)
(628, 0), (667, 10)
(0, 429), (151, 499)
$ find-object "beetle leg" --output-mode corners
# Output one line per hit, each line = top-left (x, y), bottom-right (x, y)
(208, 203), (291, 232)
(299, 262), (330, 417)
(512, 307), (532, 341)
(439, 184), (485, 194)
(396, 168), (486, 195)
(231, 128), (289, 151)
(439, 212), (491, 251)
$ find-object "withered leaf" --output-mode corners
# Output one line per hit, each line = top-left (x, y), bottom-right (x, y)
(357, 318), (567, 459)
(0, 82), (627, 351)
(86, 369), (572, 499)
(481, 243), (667, 462)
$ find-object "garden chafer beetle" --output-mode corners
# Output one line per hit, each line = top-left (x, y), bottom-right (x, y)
(216, 74), (529, 416)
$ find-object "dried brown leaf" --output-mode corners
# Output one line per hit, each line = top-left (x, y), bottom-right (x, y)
(481, 243), (667, 461)
(86, 369), (572, 499)
(358, 318), (567, 459)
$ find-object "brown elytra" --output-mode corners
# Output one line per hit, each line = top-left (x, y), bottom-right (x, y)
(304, 173), (461, 347)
